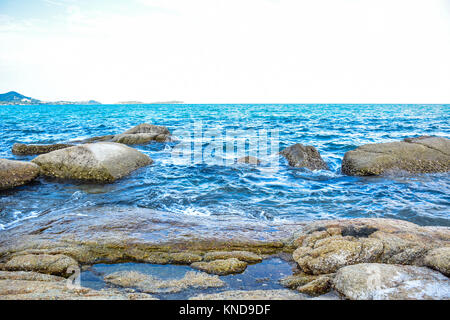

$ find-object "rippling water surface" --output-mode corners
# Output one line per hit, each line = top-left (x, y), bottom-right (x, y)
(0, 104), (449, 229)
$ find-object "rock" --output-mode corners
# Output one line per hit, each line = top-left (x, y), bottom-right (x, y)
(341, 136), (450, 176)
(280, 274), (318, 289)
(123, 123), (170, 135)
(424, 247), (450, 276)
(3, 254), (78, 277)
(0, 159), (40, 190)
(31, 142), (152, 182)
(280, 143), (329, 170)
(237, 156), (261, 165)
(82, 123), (171, 145)
(203, 251), (263, 263)
(0, 206), (301, 268)
(191, 258), (247, 275)
(292, 218), (450, 275)
(333, 263), (450, 300)
(296, 275), (333, 296)
(104, 270), (224, 294)
(189, 289), (307, 300)
(12, 143), (73, 155)
(0, 271), (157, 300)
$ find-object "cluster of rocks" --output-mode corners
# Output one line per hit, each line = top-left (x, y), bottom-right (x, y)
(0, 204), (447, 300)
(1, 127), (449, 190)
(1, 123), (171, 189)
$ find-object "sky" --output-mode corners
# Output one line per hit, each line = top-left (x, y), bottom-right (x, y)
(0, 0), (449, 103)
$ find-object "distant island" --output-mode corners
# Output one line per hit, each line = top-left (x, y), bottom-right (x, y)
(0, 91), (101, 105)
(116, 100), (184, 104)
(0, 91), (184, 105)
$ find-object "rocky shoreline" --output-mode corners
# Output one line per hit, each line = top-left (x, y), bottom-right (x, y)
(0, 124), (449, 299)
(0, 206), (448, 300)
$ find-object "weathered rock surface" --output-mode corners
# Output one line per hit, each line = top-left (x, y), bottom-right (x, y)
(203, 251), (263, 263)
(104, 270), (224, 293)
(3, 254), (78, 276)
(12, 143), (73, 155)
(280, 273), (334, 296)
(342, 136), (450, 176)
(333, 263), (450, 300)
(237, 156), (261, 165)
(0, 271), (157, 300)
(280, 143), (329, 170)
(189, 289), (307, 300)
(292, 218), (450, 275)
(0, 159), (40, 190)
(0, 206), (302, 268)
(191, 258), (247, 275)
(82, 123), (171, 145)
(424, 247), (450, 276)
(31, 142), (152, 182)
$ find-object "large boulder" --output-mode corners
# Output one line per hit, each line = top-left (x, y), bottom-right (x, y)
(333, 263), (450, 300)
(83, 123), (171, 145)
(0, 159), (40, 190)
(12, 143), (73, 155)
(31, 142), (152, 183)
(280, 143), (329, 170)
(342, 136), (450, 176)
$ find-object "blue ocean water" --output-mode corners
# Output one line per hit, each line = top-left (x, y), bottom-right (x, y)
(0, 104), (449, 229)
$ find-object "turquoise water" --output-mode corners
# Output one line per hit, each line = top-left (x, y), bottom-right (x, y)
(0, 104), (449, 228)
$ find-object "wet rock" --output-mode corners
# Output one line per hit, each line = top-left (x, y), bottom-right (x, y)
(333, 263), (450, 300)
(191, 258), (247, 275)
(0, 206), (300, 268)
(189, 289), (307, 300)
(292, 218), (450, 275)
(104, 270), (224, 294)
(280, 143), (329, 170)
(341, 136), (450, 176)
(12, 143), (73, 155)
(123, 123), (170, 135)
(0, 271), (157, 300)
(279, 274), (318, 289)
(424, 247), (450, 276)
(3, 254), (78, 277)
(203, 251), (262, 263)
(237, 156), (261, 165)
(0, 159), (40, 190)
(32, 142), (152, 182)
(83, 123), (171, 145)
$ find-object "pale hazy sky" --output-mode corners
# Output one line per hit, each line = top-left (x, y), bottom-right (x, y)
(0, 0), (449, 103)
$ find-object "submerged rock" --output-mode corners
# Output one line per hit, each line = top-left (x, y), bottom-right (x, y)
(3, 254), (78, 277)
(341, 136), (450, 176)
(203, 251), (263, 263)
(0, 159), (40, 190)
(280, 143), (329, 170)
(31, 142), (152, 183)
(237, 156), (261, 165)
(292, 218), (450, 275)
(191, 258), (248, 275)
(333, 263), (450, 300)
(12, 143), (73, 155)
(424, 247), (450, 276)
(0, 271), (157, 300)
(104, 270), (225, 293)
(189, 289), (307, 300)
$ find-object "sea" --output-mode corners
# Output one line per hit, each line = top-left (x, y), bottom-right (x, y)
(0, 103), (449, 230)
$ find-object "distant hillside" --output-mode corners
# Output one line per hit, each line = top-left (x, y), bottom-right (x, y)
(0, 91), (101, 105)
(0, 91), (40, 104)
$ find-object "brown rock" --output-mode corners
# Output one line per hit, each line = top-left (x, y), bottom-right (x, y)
(280, 143), (329, 170)
(3, 254), (78, 277)
(191, 258), (247, 275)
(424, 247), (450, 276)
(12, 143), (73, 155)
(203, 251), (262, 263)
(0, 159), (40, 190)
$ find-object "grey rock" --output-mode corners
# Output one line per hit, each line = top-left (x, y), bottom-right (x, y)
(280, 143), (329, 170)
